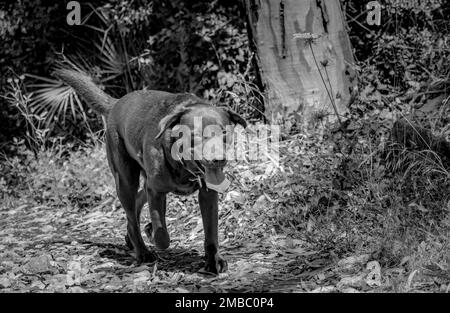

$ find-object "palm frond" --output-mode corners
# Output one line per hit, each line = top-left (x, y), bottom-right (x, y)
(94, 36), (125, 82)
(26, 74), (87, 128)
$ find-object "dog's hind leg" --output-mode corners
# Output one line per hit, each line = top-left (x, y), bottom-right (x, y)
(106, 133), (156, 263)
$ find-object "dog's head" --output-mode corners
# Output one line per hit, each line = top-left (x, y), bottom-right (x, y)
(156, 104), (246, 192)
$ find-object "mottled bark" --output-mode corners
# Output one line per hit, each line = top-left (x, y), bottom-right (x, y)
(244, 0), (357, 125)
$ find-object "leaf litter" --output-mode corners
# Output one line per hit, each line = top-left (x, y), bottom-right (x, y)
(1, 134), (447, 293)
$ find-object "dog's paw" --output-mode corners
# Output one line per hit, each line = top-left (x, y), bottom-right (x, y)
(204, 253), (227, 274)
(144, 223), (170, 250)
(136, 249), (157, 264)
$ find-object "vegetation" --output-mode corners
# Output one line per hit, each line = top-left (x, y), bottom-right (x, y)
(1, 0), (260, 153)
(0, 0), (448, 292)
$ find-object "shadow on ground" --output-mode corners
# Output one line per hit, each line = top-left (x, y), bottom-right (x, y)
(90, 240), (205, 274)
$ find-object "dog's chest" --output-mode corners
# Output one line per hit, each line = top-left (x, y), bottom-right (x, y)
(172, 176), (200, 195)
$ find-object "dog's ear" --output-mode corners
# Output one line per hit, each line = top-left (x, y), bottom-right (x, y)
(155, 108), (188, 139)
(226, 109), (247, 128)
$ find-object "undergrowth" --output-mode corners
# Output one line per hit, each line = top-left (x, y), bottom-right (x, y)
(1, 115), (448, 292)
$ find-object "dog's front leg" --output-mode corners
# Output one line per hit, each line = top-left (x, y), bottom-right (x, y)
(147, 188), (170, 250)
(198, 186), (227, 274)
(124, 189), (147, 250)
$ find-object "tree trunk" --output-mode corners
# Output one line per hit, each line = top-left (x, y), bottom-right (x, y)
(244, 0), (357, 126)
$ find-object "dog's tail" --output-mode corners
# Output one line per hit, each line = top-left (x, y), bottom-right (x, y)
(53, 69), (117, 116)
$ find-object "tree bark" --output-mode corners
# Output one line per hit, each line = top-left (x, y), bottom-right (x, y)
(244, 0), (357, 126)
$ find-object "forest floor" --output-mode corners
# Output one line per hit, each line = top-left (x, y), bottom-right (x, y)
(0, 131), (449, 293)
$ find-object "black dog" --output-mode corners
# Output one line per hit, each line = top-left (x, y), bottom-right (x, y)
(55, 69), (246, 273)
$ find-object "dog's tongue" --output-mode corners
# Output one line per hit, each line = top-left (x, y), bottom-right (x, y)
(205, 167), (230, 193)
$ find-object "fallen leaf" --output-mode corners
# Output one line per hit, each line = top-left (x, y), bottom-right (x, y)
(0, 277), (11, 288)
(69, 286), (87, 293)
(225, 191), (245, 204)
(337, 254), (370, 271)
(22, 254), (55, 274)
(310, 286), (335, 293)
(283, 247), (317, 256)
(30, 280), (46, 290)
(341, 287), (359, 293)
(41, 225), (56, 233)
(253, 195), (267, 210)
(406, 269), (418, 290)
(337, 274), (366, 288)
(366, 261), (382, 287)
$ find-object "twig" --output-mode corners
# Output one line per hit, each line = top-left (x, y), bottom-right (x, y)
(308, 42), (343, 127)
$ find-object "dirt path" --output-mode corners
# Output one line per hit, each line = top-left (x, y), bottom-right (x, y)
(0, 191), (330, 293)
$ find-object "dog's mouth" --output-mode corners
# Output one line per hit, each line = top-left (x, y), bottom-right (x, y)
(184, 160), (229, 193)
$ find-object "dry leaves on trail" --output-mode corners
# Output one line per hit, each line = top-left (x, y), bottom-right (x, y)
(2, 136), (446, 293)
